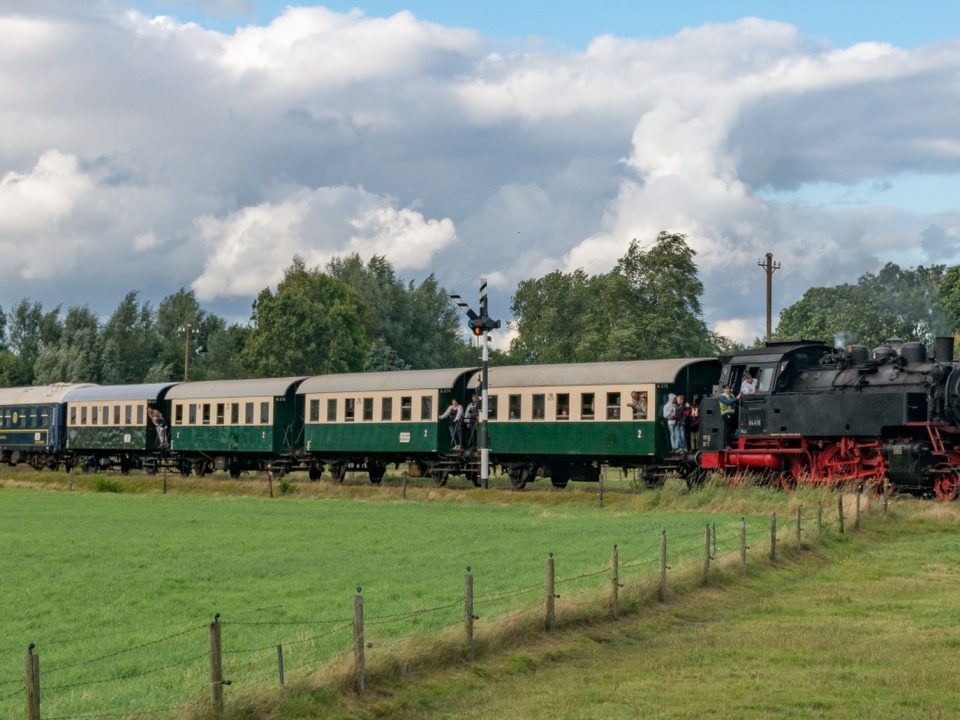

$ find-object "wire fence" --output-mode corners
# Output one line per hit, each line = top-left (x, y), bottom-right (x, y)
(9, 489), (883, 720)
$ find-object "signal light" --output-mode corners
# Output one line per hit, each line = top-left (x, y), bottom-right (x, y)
(472, 323), (485, 336)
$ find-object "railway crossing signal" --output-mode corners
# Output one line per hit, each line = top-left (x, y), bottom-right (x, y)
(449, 279), (501, 489)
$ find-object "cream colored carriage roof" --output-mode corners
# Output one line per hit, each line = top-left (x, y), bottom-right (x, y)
(65, 383), (179, 402)
(166, 377), (307, 400)
(470, 358), (720, 387)
(0, 383), (96, 405)
(299, 368), (478, 394)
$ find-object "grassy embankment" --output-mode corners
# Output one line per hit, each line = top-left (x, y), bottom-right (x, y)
(326, 510), (960, 720)
(0, 469), (796, 719)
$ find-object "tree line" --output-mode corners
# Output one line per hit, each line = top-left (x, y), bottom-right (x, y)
(1, 233), (958, 387)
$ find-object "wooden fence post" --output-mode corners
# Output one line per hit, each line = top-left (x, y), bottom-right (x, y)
(658, 530), (668, 601)
(545, 553), (557, 632)
(817, 501), (823, 537)
(838, 494), (845, 534)
(598, 472), (605, 509)
(25, 643), (39, 720)
(739, 517), (747, 573)
(795, 506), (802, 550)
(770, 512), (777, 562)
(855, 485), (862, 530)
(268, 471), (274, 498)
(209, 613), (224, 720)
(464, 567), (475, 661)
(68, 463), (73, 492)
(353, 588), (365, 694)
(882, 477), (889, 516)
(277, 644), (285, 688)
(610, 545), (620, 619)
(702, 523), (711, 585)
(402, 473), (408, 500)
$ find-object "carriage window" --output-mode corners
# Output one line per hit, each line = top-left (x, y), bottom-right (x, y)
(488, 394), (498, 420)
(758, 367), (775, 392)
(260, 402), (270, 424)
(309, 399), (320, 422)
(175, 404), (183, 425)
(102, 406), (109, 425)
(630, 391), (648, 419)
(363, 398), (373, 421)
(421, 396), (433, 421)
(137, 406), (144, 425)
(189, 404), (198, 424)
(581, 393), (595, 420)
(231, 403), (239, 424)
(245, 402), (254, 424)
(606, 392), (621, 420)
(345, 398), (355, 422)
(401, 396), (412, 421)
(382, 397), (393, 421)
(81, 406), (88, 425)
(40, 408), (49, 426)
(556, 393), (570, 420)
(125, 405), (132, 424)
(326, 398), (337, 422)
(216, 403), (225, 425)
(113, 406), (121, 425)
(508, 394), (522, 420)
(532, 394), (545, 420)
(92, 406), (99, 424)
(70, 407), (77, 425)
(202, 404), (211, 425)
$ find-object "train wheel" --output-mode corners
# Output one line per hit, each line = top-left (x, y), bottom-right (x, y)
(229, 463), (242, 479)
(685, 469), (708, 489)
(816, 444), (859, 484)
(549, 468), (570, 489)
(368, 461), (386, 485)
(178, 459), (191, 476)
(934, 466), (959, 502)
(640, 466), (664, 489)
(507, 466), (526, 490)
(308, 463), (323, 481)
(466, 471), (481, 487)
(431, 468), (449, 487)
(780, 456), (806, 492)
(330, 461), (347, 484)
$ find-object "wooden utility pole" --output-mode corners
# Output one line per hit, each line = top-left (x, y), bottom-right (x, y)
(757, 253), (781, 342)
(183, 323), (192, 381)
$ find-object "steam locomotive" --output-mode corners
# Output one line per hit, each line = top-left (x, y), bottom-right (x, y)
(699, 336), (960, 501)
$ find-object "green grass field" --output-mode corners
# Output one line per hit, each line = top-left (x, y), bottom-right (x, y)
(0, 477), (776, 719)
(343, 514), (960, 720)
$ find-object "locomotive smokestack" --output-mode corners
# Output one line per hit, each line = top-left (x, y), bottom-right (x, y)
(935, 336), (955, 362)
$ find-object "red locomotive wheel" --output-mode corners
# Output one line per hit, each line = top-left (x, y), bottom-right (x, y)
(934, 469), (959, 502)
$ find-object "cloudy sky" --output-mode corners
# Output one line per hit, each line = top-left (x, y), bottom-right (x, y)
(2, 1), (960, 344)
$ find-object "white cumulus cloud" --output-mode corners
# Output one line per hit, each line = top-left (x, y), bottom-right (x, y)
(191, 185), (456, 299)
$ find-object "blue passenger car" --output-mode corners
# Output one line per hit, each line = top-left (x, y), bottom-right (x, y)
(0, 384), (94, 469)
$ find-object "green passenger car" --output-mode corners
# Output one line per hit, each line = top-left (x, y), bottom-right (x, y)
(64, 383), (179, 472)
(298, 368), (478, 483)
(167, 377), (306, 477)
(475, 358), (722, 488)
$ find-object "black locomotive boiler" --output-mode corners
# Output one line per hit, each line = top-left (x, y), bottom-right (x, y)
(699, 336), (960, 500)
